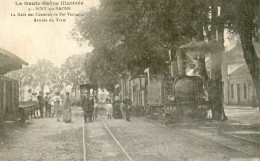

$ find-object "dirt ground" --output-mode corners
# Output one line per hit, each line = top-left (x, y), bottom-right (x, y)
(96, 116), (258, 161)
(0, 109), (84, 161)
(0, 106), (259, 161)
(83, 105), (259, 161)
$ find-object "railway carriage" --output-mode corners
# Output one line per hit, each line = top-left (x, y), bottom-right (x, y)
(0, 48), (29, 126)
(0, 75), (19, 121)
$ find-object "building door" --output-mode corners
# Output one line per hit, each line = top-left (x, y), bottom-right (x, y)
(237, 83), (240, 104)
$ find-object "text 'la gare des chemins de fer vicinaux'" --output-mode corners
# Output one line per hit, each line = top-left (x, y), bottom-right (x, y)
(13, 0), (85, 22)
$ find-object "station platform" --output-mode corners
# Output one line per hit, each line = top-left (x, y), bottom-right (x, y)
(224, 105), (260, 125)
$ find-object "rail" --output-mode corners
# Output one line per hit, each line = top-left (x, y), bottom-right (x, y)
(177, 128), (255, 157)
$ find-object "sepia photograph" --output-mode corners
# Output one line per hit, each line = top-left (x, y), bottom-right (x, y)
(0, 0), (259, 160)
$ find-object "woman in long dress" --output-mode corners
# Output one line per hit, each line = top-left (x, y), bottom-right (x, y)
(53, 92), (62, 121)
(63, 92), (72, 123)
(105, 99), (113, 119)
(93, 97), (99, 121)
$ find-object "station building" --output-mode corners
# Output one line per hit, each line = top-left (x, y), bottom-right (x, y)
(222, 43), (259, 106)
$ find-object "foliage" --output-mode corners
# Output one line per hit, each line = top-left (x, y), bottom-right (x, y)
(6, 59), (62, 92)
(75, 0), (260, 112)
(74, 0), (213, 89)
(60, 54), (88, 90)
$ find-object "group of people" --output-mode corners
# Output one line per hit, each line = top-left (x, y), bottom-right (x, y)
(27, 89), (72, 123)
(81, 89), (132, 123)
(104, 95), (132, 122)
(82, 91), (98, 123)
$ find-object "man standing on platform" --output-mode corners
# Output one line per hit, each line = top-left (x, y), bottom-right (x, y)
(113, 95), (122, 119)
(88, 96), (94, 122)
(123, 96), (132, 122)
(82, 91), (94, 123)
(37, 91), (44, 118)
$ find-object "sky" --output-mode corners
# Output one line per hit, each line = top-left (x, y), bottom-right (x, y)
(0, 0), (100, 67)
(0, 0), (236, 68)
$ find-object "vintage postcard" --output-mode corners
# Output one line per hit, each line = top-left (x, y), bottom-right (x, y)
(0, 1), (259, 161)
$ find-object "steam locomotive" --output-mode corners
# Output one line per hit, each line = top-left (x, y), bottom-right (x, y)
(115, 73), (208, 123)
(115, 48), (209, 123)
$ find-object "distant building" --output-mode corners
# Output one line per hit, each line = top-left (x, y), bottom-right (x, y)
(222, 43), (259, 105)
(227, 64), (256, 105)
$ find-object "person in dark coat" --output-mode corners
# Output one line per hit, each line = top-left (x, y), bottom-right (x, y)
(82, 91), (94, 123)
(37, 91), (44, 118)
(123, 96), (132, 121)
(113, 95), (122, 119)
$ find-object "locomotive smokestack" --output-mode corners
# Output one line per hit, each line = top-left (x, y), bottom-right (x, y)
(176, 49), (186, 76)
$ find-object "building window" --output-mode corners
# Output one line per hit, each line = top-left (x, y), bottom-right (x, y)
(231, 84), (234, 99)
(244, 83), (247, 99)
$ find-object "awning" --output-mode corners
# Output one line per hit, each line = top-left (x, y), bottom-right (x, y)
(0, 48), (29, 75)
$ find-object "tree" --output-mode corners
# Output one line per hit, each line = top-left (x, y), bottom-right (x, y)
(217, 0), (260, 110)
(6, 59), (62, 93)
(74, 0), (208, 87)
(60, 54), (88, 96)
(181, 0), (260, 115)
(236, 0), (260, 110)
(76, 0), (260, 119)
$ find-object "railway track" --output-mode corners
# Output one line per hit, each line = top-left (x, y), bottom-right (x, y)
(200, 126), (260, 145)
(201, 122), (260, 145)
(177, 128), (259, 157)
(82, 115), (259, 160)
(222, 132), (260, 145)
(82, 124), (86, 161)
(82, 115), (134, 161)
(99, 115), (134, 161)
